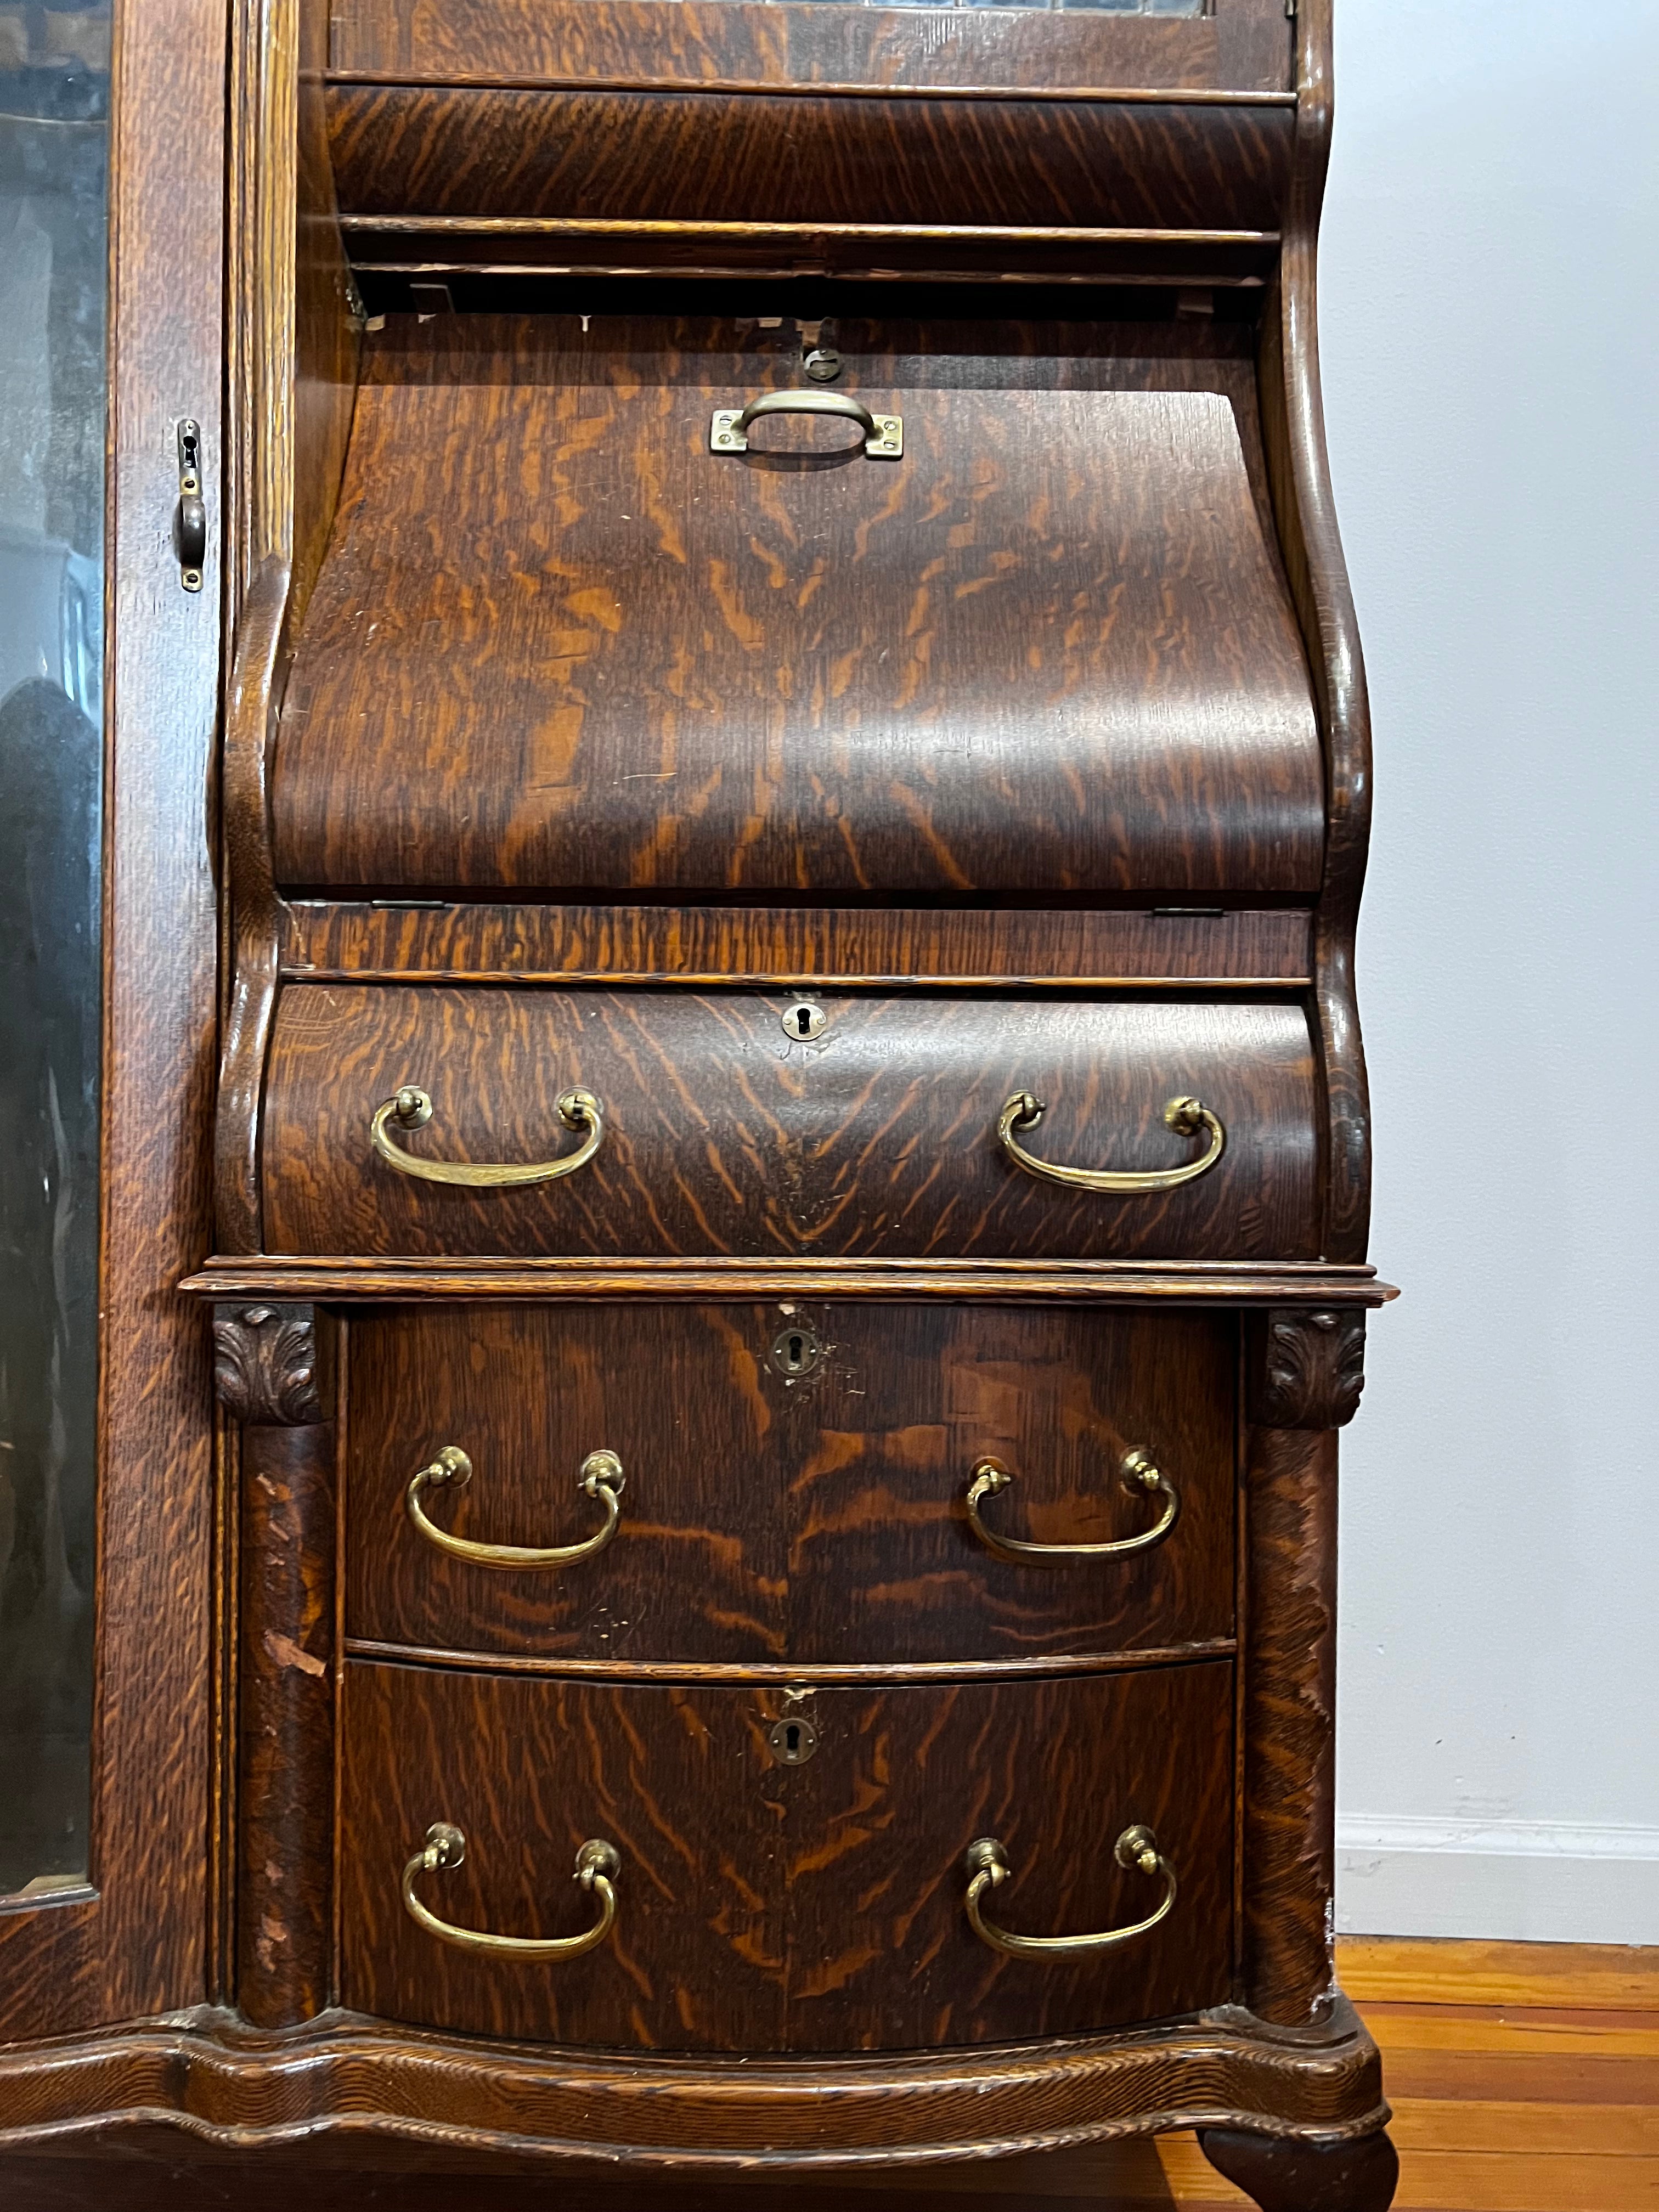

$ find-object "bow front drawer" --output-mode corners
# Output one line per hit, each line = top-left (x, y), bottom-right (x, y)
(341, 1657), (1234, 2053)
(262, 984), (1320, 1260)
(343, 1302), (1236, 1666)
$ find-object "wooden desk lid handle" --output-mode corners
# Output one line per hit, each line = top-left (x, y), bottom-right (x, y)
(963, 1827), (1176, 1959)
(996, 1092), (1224, 1194)
(402, 1824), (620, 1960)
(371, 1084), (603, 1188)
(965, 1448), (1178, 1563)
(406, 1447), (625, 1570)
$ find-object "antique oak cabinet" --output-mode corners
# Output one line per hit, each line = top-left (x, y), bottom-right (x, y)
(0, 0), (1398, 2206)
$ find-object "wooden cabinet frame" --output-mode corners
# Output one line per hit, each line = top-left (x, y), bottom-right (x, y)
(0, 9), (1398, 2210)
(0, 0), (226, 2044)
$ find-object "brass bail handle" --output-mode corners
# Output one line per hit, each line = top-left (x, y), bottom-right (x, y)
(406, 1446), (625, 1570)
(402, 1822), (621, 1959)
(710, 388), (902, 458)
(370, 1083), (604, 1188)
(996, 1092), (1224, 1194)
(963, 1826), (1177, 1959)
(966, 1447), (1179, 1564)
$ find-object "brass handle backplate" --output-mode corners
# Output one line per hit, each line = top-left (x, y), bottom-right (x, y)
(963, 1825), (1177, 1959)
(966, 1447), (1179, 1564)
(996, 1092), (1224, 1194)
(371, 1084), (603, 1188)
(406, 1446), (625, 1570)
(402, 1822), (620, 1959)
(710, 388), (902, 458)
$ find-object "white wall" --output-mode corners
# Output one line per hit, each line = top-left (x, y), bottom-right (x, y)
(1323, 1), (1659, 1941)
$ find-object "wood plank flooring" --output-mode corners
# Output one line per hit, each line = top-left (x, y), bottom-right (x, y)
(2, 1940), (1654, 2209)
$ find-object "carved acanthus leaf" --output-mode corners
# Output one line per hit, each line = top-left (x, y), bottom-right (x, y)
(213, 1303), (326, 1425)
(1248, 1309), (1367, 1431)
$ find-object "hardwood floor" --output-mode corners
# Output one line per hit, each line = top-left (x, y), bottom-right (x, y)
(2, 1941), (1654, 2210)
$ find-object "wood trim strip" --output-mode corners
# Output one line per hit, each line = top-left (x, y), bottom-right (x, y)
(281, 901), (1316, 990)
(335, 972), (1314, 995)
(326, 72), (1298, 106)
(342, 1637), (1239, 1685)
(214, 559), (290, 1255)
(182, 1256), (1398, 1304)
(356, 259), (1275, 288)
(1257, 0), (1373, 1262)
(341, 215), (1279, 245)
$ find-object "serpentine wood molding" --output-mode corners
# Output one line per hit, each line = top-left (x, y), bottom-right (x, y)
(0, 2001), (1387, 2161)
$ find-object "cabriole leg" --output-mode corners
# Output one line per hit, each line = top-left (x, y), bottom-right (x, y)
(1198, 2125), (1400, 2212)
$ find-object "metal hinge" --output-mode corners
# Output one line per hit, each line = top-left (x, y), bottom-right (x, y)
(173, 418), (205, 592)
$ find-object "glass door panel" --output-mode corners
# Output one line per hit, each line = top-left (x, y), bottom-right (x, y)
(0, 0), (110, 1895)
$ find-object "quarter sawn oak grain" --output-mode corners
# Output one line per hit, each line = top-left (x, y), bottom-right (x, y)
(338, 1658), (1235, 2052)
(272, 328), (1322, 898)
(24, 0), (1397, 2186)
(261, 986), (1322, 1262)
(343, 1302), (1236, 1664)
(329, 0), (1295, 97)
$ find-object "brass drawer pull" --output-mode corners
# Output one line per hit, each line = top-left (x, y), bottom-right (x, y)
(996, 1091), (1224, 1193)
(407, 1447), (625, 1570)
(402, 1822), (620, 1959)
(963, 1826), (1176, 1959)
(371, 1084), (603, 1188)
(710, 388), (902, 458)
(966, 1448), (1178, 1564)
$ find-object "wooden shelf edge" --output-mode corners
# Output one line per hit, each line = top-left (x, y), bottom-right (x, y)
(180, 1256), (1398, 1304)
(324, 75), (1299, 110)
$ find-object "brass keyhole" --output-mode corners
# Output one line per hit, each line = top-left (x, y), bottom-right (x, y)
(768, 1715), (817, 1765)
(769, 1324), (823, 1378)
(782, 1000), (827, 1041)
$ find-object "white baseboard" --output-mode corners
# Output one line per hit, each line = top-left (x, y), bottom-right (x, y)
(1336, 1818), (1659, 1944)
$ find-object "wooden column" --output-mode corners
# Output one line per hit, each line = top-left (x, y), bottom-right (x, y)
(213, 1302), (336, 2028)
(1242, 1308), (1367, 2027)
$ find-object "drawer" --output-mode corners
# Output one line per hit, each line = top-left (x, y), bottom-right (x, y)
(264, 985), (1320, 1261)
(345, 1304), (1236, 1666)
(340, 1658), (1235, 2052)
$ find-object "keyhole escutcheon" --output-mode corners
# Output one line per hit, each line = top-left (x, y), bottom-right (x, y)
(768, 1714), (818, 1765)
(781, 1000), (827, 1041)
(769, 1323), (824, 1378)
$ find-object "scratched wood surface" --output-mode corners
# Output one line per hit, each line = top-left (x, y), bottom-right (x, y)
(281, 902), (1316, 989)
(272, 317), (1322, 897)
(328, 0), (1293, 96)
(261, 985), (1321, 1261)
(338, 1658), (1234, 2052)
(342, 1303), (1235, 1663)
(4, 1939), (1654, 2205)
(1239, 1425), (1334, 2028)
(237, 1423), (336, 2025)
(775, 1664), (1234, 2050)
